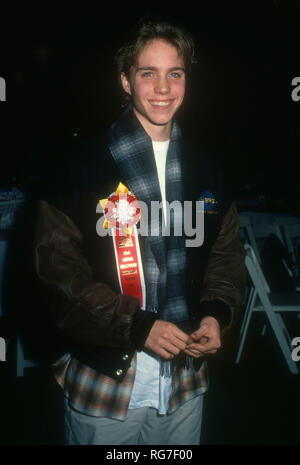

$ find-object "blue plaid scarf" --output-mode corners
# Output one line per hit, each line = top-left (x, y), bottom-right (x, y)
(108, 106), (194, 375)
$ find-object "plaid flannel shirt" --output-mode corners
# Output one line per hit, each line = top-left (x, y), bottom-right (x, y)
(53, 352), (209, 420)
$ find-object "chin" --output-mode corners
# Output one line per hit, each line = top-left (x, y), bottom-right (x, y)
(150, 118), (171, 126)
(148, 112), (174, 126)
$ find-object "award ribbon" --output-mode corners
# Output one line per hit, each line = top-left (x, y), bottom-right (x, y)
(99, 182), (146, 309)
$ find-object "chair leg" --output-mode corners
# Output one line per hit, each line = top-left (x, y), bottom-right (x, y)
(276, 314), (292, 346)
(235, 287), (258, 364)
(235, 303), (255, 365)
(244, 246), (300, 374)
(240, 287), (255, 335)
(261, 324), (267, 336)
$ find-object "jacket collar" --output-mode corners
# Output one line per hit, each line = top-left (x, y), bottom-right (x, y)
(108, 105), (182, 198)
(107, 106), (182, 272)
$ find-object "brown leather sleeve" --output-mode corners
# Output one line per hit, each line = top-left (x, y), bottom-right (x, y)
(34, 200), (157, 349)
(199, 202), (247, 331)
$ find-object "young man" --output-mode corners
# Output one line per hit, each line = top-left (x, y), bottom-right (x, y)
(34, 19), (246, 445)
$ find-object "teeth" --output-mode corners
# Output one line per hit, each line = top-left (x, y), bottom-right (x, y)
(151, 101), (170, 106)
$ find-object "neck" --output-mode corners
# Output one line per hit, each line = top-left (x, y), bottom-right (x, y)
(133, 108), (172, 141)
(148, 124), (171, 142)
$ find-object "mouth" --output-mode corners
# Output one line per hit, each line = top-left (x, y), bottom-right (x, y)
(148, 100), (174, 109)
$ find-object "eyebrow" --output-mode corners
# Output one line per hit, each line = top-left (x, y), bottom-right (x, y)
(134, 66), (185, 74)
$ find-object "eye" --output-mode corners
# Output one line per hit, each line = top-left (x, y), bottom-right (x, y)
(169, 72), (182, 78)
(141, 71), (153, 78)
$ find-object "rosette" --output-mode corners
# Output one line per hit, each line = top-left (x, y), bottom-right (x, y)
(99, 182), (141, 236)
(99, 182), (145, 309)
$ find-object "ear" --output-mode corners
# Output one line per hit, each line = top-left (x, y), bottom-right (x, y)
(121, 72), (132, 95)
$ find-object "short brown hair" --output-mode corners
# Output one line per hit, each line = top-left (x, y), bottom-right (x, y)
(116, 17), (196, 79)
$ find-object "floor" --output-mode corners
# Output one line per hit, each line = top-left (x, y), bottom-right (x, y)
(1, 312), (300, 445)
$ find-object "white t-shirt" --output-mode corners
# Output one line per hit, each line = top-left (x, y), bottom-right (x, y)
(128, 139), (172, 414)
(152, 140), (169, 225)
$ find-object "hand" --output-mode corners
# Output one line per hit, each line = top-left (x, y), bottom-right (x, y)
(144, 320), (190, 360)
(184, 316), (221, 359)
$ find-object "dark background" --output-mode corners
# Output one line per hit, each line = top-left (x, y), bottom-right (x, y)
(1, 1), (300, 214)
(1, 0), (300, 447)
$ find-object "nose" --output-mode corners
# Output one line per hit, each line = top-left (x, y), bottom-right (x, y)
(154, 75), (170, 94)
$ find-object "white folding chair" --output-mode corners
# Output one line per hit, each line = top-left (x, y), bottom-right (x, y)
(282, 223), (300, 291)
(239, 215), (252, 242)
(235, 244), (300, 374)
(242, 223), (285, 264)
(240, 223), (289, 334)
(282, 224), (300, 264)
(239, 215), (252, 228)
(274, 216), (300, 226)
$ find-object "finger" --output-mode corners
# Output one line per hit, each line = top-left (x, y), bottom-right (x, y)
(198, 336), (209, 344)
(184, 346), (218, 357)
(158, 323), (190, 348)
(184, 348), (203, 356)
(187, 339), (221, 352)
(184, 348), (204, 358)
(186, 336), (194, 345)
(160, 340), (182, 356)
(168, 335), (189, 352)
(190, 331), (210, 344)
(190, 325), (209, 340)
(171, 326), (190, 344)
(164, 328), (190, 350)
(159, 348), (175, 360)
(189, 345), (218, 353)
(187, 343), (218, 353)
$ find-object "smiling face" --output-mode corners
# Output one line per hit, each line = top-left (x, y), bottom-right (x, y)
(121, 39), (186, 141)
